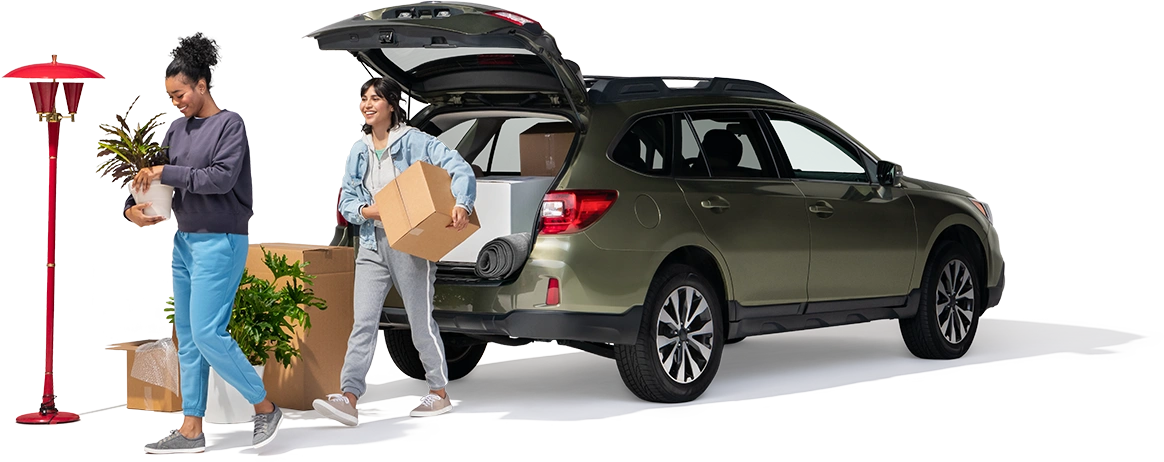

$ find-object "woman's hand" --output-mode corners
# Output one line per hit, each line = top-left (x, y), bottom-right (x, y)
(448, 206), (469, 231)
(360, 203), (381, 221)
(125, 202), (165, 227)
(132, 166), (165, 192)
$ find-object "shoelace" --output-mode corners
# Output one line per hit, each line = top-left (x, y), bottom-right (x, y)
(253, 412), (272, 437)
(326, 393), (349, 405)
(418, 394), (442, 407)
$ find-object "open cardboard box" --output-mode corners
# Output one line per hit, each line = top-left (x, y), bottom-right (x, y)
(107, 327), (181, 412)
(374, 161), (480, 262)
(246, 244), (355, 410)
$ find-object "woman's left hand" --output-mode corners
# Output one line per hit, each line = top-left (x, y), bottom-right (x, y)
(448, 206), (469, 231)
(132, 166), (165, 192)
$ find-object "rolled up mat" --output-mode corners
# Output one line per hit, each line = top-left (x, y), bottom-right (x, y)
(475, 232), (532, 279)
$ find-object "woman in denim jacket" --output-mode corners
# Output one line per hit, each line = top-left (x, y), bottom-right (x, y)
(314, 77), (476, 424)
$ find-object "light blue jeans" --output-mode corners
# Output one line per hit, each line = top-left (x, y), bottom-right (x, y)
(171, 231), (266, 417)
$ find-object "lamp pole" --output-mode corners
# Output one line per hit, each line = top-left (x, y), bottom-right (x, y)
(5, 55), (103, 425)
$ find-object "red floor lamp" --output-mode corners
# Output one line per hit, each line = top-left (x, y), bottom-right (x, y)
(5, 55), (103, 425)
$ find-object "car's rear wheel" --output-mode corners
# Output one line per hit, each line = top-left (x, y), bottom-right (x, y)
(900, 241), (981, 359)
(615, 265), (724, 403)
(383, 330), (487, 381)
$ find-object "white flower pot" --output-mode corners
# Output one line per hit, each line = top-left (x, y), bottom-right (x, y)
(130, 179), (174, 220)
(205, 363), (265, 424)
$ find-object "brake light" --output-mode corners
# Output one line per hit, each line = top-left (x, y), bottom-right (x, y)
(336, 189), (349, 227)
(546, 277), (560, 305)
(478, 54), (516, 65)
(540, 190), (618, 235)
(486, 10), (537, 26)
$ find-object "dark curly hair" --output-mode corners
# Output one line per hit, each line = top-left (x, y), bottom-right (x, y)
(166, 32), (220, 89)
(360, 77), (406, 134)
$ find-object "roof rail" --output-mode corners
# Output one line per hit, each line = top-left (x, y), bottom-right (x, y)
(585, 76), (792, 104)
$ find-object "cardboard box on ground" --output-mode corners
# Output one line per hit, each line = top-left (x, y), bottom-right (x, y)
(245, 244), (355, 411)
(374, 161), (480, 262)
(107, 327), (182, 412)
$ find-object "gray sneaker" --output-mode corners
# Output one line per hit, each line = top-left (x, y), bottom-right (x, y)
(252, 404), (283, 449)
(144, 430), (206, 454)
(410, 393), (452, 417)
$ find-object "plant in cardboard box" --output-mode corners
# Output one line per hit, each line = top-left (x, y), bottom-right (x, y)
(96, 96), (173, 218)
(165, 246), (327, 422)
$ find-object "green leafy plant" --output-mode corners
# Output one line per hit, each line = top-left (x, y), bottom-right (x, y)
(165, 247), (328, 367)
(96, 96), (168, 188)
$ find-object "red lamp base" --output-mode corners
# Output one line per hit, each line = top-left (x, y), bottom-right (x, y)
(16, 410), (79, 425)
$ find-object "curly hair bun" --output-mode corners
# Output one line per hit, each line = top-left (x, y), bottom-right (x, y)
(171, 32), (219, 69)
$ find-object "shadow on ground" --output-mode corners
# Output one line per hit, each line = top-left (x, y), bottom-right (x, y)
(142, 318), (1145, 452)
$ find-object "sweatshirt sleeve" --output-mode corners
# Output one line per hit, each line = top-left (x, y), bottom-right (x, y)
(160, 115), (248, 194)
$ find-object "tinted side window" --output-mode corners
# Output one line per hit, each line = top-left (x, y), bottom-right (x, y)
(611, 115), (670, 175)
(684, 112), (778, 179)
(768, 117), (869, 182)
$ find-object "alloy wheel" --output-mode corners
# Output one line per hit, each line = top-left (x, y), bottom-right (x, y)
(655, 285), (715, 383)
(935, 259), (976, 344)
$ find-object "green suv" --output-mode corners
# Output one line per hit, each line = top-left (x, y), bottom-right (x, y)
(311, 3), (1005, 403)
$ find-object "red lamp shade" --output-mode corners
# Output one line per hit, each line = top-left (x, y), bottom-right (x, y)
(63, 83), (84, 114)
(3, 58), (104, 80)
(30, 82), (58, 113)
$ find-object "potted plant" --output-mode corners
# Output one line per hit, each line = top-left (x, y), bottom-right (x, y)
(165, 246), (328, 423)
(96, 96), (173, 219)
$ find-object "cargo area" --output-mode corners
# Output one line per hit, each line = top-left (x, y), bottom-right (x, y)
(425, 111), (578, 277)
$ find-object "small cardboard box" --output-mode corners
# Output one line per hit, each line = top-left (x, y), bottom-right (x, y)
(246, 244), (355, 411)
(374, 161), (481, 262)
(444, 176), (554, 263)
(519, 122), (575, 176)
(107, 328), (181, 412)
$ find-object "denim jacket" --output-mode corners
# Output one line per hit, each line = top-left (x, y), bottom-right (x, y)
(339, 128), (477, 251)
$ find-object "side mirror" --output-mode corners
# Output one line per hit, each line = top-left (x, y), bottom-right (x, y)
(877, 160), (902, 187)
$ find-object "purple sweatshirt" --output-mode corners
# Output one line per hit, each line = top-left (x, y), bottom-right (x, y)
(124, 110), (253, 234)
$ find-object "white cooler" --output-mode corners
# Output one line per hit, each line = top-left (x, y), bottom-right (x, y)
(443, 176), (554, 263)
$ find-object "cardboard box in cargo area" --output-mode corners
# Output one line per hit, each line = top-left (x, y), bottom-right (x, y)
(520, 122), (575, 176)
(246, 244), (355, 411)
(107, 327), (181, 412)
(374, 161), (480, 262)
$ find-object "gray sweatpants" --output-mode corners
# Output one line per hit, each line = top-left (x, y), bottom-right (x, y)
(341, 226), (448, 395)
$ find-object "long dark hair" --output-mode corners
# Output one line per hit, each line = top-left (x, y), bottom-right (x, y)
(166, 33), (219, 88)
(361, 77), (406, 134)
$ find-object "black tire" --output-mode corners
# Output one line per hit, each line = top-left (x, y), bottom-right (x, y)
(724, 336), (746, 345)
(614, 265), (724, 403)
(383, 330), (487, 381)
(899, 241), (982, 359)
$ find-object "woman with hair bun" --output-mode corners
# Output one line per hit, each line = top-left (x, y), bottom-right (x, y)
(126, 32), (281, 454)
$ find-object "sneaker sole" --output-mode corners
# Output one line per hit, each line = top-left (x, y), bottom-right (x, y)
(144, 447), (205, 454)
(252, 414), (282, 450)
(312, 399), (358, 426)
(410, 405), (452, 418)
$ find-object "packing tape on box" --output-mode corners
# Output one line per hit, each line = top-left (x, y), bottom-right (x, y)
(130, 337), (181, 395)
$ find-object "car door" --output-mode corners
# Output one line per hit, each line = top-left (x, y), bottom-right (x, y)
(675, 110), (809, 309)
(763, 111), (917, 303)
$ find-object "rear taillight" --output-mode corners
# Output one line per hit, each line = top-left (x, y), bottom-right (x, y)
(546, 277), (560, 305)
(336, 189), (349, 227)
(486, 10), (537, 26)
(539, 190), (618, 235)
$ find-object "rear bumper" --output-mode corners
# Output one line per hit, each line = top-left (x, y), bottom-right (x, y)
(380, 306), (643, 345)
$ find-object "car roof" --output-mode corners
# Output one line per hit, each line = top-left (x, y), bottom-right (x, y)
(584, 76), (793, 105)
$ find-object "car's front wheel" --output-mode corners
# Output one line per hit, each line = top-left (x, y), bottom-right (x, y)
(383, 330), (487, 382)
(900, 241), (982, 359)
(615, 265), (724, 403)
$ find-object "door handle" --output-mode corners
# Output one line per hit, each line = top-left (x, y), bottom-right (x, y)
(701, 197), (731, 212)
(808, 201), (834, 217)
